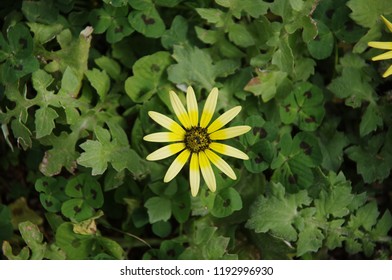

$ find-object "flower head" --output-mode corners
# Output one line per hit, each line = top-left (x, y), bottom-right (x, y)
(143, 86), (251, 196)
(368, 16), (392, 78)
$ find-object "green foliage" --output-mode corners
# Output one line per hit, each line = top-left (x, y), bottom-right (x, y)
(1, 0), (391, 261)
(247, 172), (392, 257)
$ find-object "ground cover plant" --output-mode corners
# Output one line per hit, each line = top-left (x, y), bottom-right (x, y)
(0, 0), (391, 260)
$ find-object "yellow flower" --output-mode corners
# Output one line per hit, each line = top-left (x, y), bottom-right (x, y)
(368, 16), (392, 78)
(143, 86), (251, 196)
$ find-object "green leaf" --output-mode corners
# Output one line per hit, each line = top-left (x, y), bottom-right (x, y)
(307, 21), (334, 60)
(77, 125), (146, 176)
(8, 23), (34, 58)
(39, 131), (79, 176)
(44, 27), (91, 95)
(124, 51), (172, 103)
(161, 15), (188, 49)
(179, 219), (237, 260)
(145, 196), (172, 223)
(2, 54), (39, 82)
(35, 107), (59, 138)
(349, 202), (379, 231)
(11, 119), (32, 150)
(18, 221), (46, 260)
(211, 188), (242, 218)
(96, 236), (124, 259)
(89, 8), (111, 33)
(152, 221), (172, 238)
(228, 23), (255, 47)
(347, 0), (392, 28)
(314, 173), (354, 218)
(319, 120), (349, 171)
(360, 103), (383, 137)
(244, 71), (287, 102)
(296, 223), (324, 256)
(85, 68), (110, 99)
(373, 210), (392, 238)
(246, 183), (312, 241)
(279, 82), (325, 131)
(0, 204), (13, 241)
(95, 56), (122, 80)
(2, 241), (30, 260)
(27, 22), (64, 44)
(128, 6), (165, 38)
(272, 37), (294, 75)
(244, 140), (274, 173)
(61, 199), (95, 222)
(271, 132), (322, 189)
(55, 222), (93, 259)
(171, 191), (191, 223)
(106, 17), (134, 43)
(325, 219), (345, 250)
(215, 0), (269, 18)
(346, 133), (392, 183)
(167, 45), (215, 90)
(63, 174), (103, 220)
(196, 8), (226, 27)
(327, 66), (374, 108)
(21, 0), (58, 24)
(0, 33), (11, 61)
(35, 177), (68, 213)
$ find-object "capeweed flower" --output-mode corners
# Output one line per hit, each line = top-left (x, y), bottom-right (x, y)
(143, 86), (251, 196)
(368, 16), (392, 78)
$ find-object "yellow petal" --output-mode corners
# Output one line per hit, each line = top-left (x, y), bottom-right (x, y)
(146, 143), (185, 161)
(207, 106), (242, 134)
(382, 64), (392, 78)
(198, 151), (216, 192)
(200, 87), (218, 128)
(164, 149), (191, 182)
(189, 153), (200, 197)
(186, 86), (199, 127)
(371, 50), (392, 61)
(143, 132), (184, 142)
(209, 125), (251, 140)
(381, 15), (392, 33)
(209, 142), (249, 160)
(205, 149), (236, 180)
(169, 91), (192, 129)
(368, 41), (392, 50)
(148, 111), (185, 135)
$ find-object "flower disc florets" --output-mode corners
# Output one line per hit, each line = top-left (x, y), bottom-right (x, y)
(184, 127), (211, 153)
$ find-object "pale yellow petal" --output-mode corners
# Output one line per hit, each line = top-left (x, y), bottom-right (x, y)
(371, 50), (392, 61)
(381, 15), (392, 33)
(169, 91), (192, 129)
(164, 149), (191, 182)
(209, 142), (249, 160)
(368, 41), (392, 50)
(207, 106), (242, 134)
(200, 87), (218, 128)
(146, 143), (185, 161)
(198, 151), (216, 192)
(186, 86), (199, 127)
(189, 153), (200, 197)
(205, 149), (236, 180)
(382, 64), (392, 78)
(148, 111), (185, 135)
(143, 132), (184, 142)
(209, 125), (251, 140)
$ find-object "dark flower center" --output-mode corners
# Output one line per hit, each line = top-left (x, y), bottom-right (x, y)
(184, 126), (211, 153)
